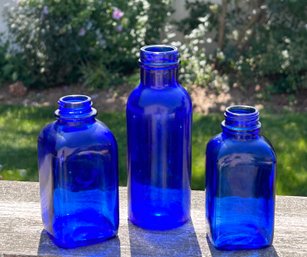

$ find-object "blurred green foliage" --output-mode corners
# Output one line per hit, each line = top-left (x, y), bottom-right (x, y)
(174, 0), (307, 93)
(1, 0), (306, 93)
(0, 105), (306, 196)
(2, 0), (171, 88)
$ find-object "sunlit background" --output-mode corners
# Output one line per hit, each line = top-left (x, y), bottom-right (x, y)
(0, 0), (306, 195)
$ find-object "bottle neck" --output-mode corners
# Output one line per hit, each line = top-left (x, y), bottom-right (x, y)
(139, 44), (180, 88)
(140, 67), (178, 88)
(55, 95), (97, 123)
(221, 105), (261, 139)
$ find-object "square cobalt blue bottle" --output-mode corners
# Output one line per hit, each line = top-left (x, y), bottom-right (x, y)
(205, 105), (276, 250)
(38, 95), (119, 248)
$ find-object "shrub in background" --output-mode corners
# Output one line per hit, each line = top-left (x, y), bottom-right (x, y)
(164, 8), (228, 91)
(174, 0), (307, 93)
(0, 35), (32, 86)
(4, 0), (171, 88)
(0, 37), (9, 84)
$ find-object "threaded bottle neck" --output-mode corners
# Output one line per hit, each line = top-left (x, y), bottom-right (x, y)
(140, 45), (179, 68)
(140, 45), (179, 88)
(55, 95), (97, 120)
(222, 105), (261, 136)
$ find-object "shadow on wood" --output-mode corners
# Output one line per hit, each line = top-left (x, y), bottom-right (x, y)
(206, 236), (279, 257)
(37, 229), (121, 256)
(128, 221), (202, 257)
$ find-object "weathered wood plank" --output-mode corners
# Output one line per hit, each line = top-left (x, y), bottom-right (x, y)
(0, 181), (306, 257)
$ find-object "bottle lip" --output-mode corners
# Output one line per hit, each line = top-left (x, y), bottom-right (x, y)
(222, 105), (261, 132)
(140, 44), (179, 67)
(55, 94), (97, 119)
(225, 105), (259, 117)
(58, 95), (91, 108)
(140, 44), (178, 54)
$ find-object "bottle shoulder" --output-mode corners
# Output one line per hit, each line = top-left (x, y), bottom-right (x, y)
(38, 119), (117, 149)
(127, 83), (192, 112)
(206, 133), (223, 153)
(207, 134), (276, 161)
(38, 121), (56, 140)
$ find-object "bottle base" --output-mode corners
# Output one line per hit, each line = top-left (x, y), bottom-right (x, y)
(129, 215), (190, 230)
(44, 210), (118, 249)
(208, 232), (272, 251)
(47, 231), (118, 249)
(213, 243), (271, 251)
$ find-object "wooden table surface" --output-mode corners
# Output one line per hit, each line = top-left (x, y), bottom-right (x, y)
(0, 181), (306, 257)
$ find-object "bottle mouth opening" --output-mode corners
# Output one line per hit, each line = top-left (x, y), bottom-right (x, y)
(223, 105), (260, 132)
(56, 95), (96, 119)
(226, 105), (258, 116)
(59, 95), (91, 108)
(140, 44), (179, 67)
(141, 45), (177, 54)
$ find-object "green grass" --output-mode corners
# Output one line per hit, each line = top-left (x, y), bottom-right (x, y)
(0, 105), (306, 196)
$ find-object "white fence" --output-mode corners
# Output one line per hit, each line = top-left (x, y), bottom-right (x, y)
(0, 0), (12, 34)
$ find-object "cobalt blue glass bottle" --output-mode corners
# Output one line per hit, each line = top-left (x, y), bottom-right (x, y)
(38, 95), (119, 248)
(206, 105), (276, 250)
(126, 45), (192, 230)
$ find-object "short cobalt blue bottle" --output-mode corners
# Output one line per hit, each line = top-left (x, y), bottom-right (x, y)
(38, 95), (119, 248)
(206, 105), (276, 250)
(126, 45), (192, 230)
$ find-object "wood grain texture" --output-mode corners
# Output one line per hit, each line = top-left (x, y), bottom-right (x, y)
(0, 181), (306, 257)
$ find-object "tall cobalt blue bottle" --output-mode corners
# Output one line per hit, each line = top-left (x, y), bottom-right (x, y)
(127, 45), (192, 230)
(206, 105), (276, 250)
(38, 95), (119, 248)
